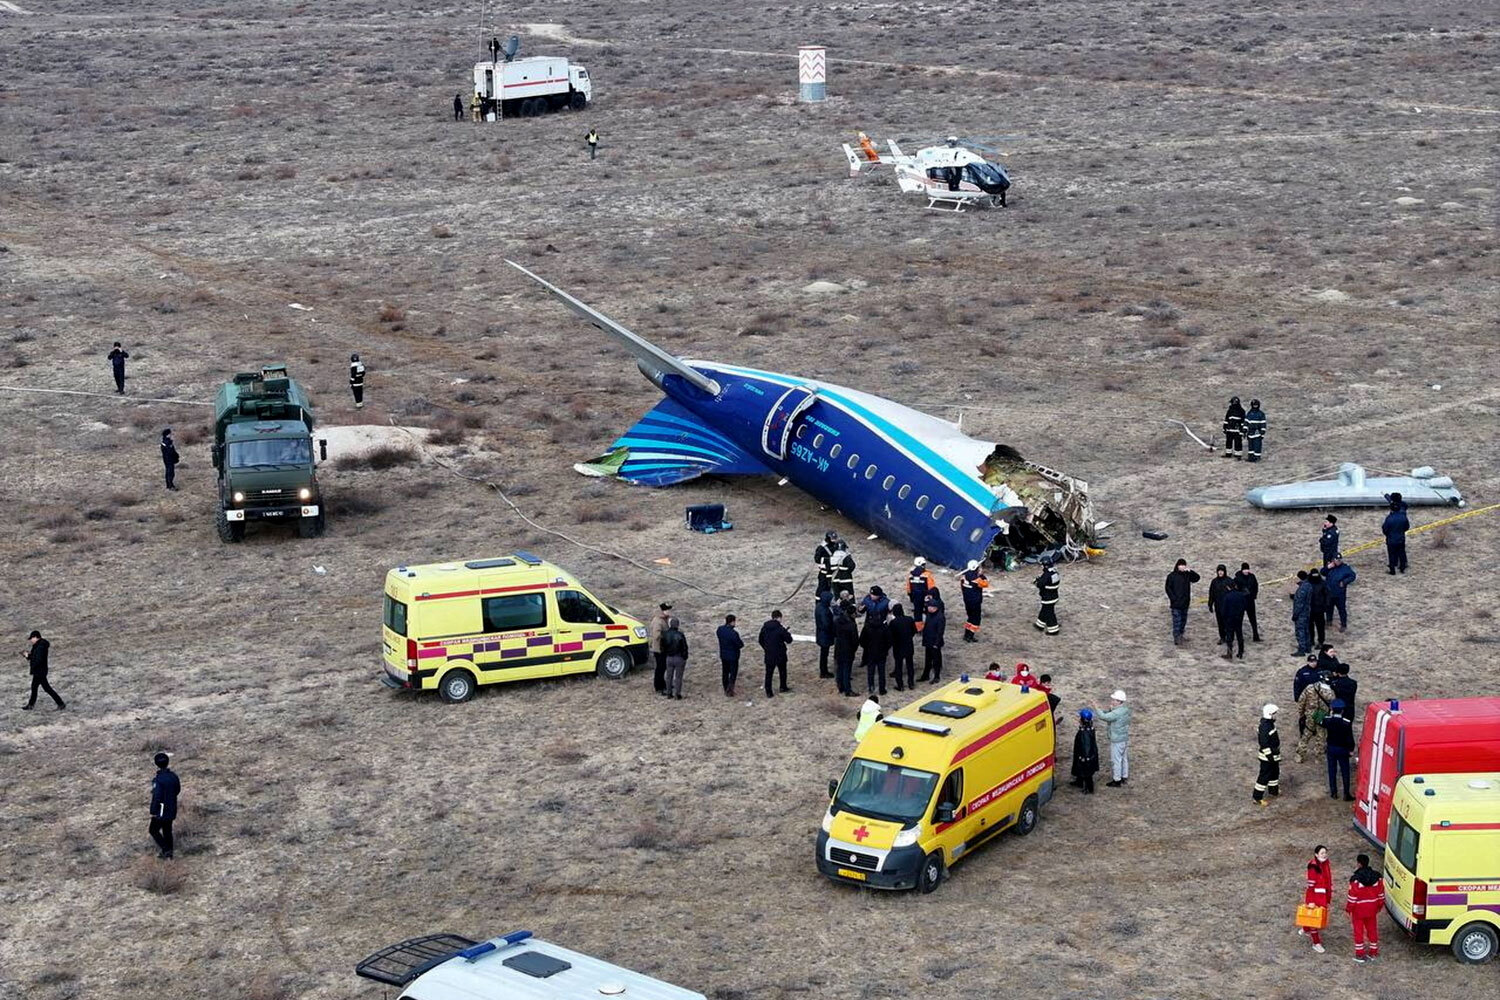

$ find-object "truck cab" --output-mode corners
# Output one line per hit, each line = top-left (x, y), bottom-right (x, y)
(212, 365), (325, 541)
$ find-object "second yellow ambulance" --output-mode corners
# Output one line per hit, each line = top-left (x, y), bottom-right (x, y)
(817, 676), (1055, 892)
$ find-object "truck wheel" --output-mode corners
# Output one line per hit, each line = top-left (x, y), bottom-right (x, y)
(522, 98), (541, 117)
(216, 510), (244, 543)
(1013, 794), (1040, 836)
(1452, 921), (1499, 964)
(297, 513), (324, 538)
(596, 647), (631, 680)
(438, 668), (477, 704)
(570, 91), (587, 110)
(917, 851), (944, 894)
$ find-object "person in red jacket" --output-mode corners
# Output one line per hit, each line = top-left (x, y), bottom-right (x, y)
(983, 662), (1006, 681)
(1345, 853), (1385, 963)
(1008, 662), (1036, 687)
(1299, 845), (1332, 953)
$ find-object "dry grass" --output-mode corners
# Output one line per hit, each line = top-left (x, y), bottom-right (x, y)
(130, 858), (187, 896)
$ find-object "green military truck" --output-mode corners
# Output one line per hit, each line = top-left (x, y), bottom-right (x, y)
(212, 364), (326, 542)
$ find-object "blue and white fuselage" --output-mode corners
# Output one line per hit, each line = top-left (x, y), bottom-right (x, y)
(507, 260), (1097, 570)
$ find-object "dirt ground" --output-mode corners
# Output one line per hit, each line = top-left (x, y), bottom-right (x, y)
(2, 2), (1498, 999)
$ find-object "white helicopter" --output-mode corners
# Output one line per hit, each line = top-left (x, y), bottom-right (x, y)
(842, 132), (1013, 212)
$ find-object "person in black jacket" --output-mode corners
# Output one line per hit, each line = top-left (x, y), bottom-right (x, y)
(661, 617), (689, 699)
(160, 428), (180, 491)
(1328, 661), (1357, 721)
(1234, 562), (1262, 642)
(1243, 399), (1267, 461)
(107, 342), (129, 394)
(149, 752), (180, 859)
(1320, 701), (1356, 800)
(22, 629), (65, 710)
(813, 591), (834, 679)
(1319, 516), (1340, 565)
(716, 615), (743, 697)
(1164, 559), (1201, 645)
(1382, 495), (1410, 574)
(453, 93), (464, 121)
(813, 532), (840, 596)
(857, 588), (890, 696)
(1221, 396), (1246, 459)
(832, 602), (859, 697)
(758, 611), (793, 698)
(1207, 565), (1232, 643)
(918, 600), (946, 684)
(1307, 570), (1330, 648)
(1217, 579), (1248, 660)
(1254, 703), (1282, 804)
(1071, 708), (1100, 793)
(887, 604), (916, 691)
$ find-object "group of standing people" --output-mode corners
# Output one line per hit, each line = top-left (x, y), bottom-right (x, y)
(1299, 846), (1387, 962)
(1220, 395), (1268, 462)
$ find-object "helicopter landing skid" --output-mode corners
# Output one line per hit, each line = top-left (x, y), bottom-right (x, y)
(924, 197), (970, 212)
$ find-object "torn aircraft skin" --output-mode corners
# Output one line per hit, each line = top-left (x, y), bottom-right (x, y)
(510, 261), (1103, 569)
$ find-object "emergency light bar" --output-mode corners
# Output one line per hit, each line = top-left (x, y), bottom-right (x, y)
(882, 717), (952, 736)
(459, 930), (534, 962)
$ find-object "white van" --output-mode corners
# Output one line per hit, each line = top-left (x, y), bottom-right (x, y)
(355, 930), (705, 999)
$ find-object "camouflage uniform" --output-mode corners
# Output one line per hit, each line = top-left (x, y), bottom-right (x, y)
(1294, 682), (1334, 764)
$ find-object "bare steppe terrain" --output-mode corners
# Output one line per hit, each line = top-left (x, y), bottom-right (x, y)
(1, 2), (1497, 998)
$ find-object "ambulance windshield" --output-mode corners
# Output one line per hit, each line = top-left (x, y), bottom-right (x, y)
(835, 758), (938, 824)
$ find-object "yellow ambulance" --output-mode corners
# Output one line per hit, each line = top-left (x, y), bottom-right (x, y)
(380, 553), (649, 703)
(817, 676), (1055, 892)
(1384, 772), (1500, 964)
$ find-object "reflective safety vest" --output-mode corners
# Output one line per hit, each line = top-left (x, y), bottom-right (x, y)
(855, 699), (882, 740)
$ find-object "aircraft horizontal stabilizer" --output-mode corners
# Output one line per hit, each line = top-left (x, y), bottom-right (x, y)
(577, 397), (771, 487)
(506, 260), (721, 397)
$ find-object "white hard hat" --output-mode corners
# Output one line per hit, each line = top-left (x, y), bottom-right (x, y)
(913, 556), (926, 567)
(966, 560), (980, 571)
(1111, 690), (1127, 703)
(1263, 703), (1280, 719)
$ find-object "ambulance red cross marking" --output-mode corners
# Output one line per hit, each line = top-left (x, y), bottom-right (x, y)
(852, 825), (870, 843)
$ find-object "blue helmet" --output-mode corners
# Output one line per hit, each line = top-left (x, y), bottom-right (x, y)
(1079, 708), (1094, 722)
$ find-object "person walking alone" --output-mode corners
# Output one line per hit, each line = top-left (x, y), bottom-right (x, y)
(1234, 562), (1263, 642)
(149, 752), (180, 859)
(1096, 690), (1131, 787)
(1253, 703), (1282, 805)
(1301, 845), (1333, 954)
(160, 428), (180, 491)
(1222, 395), (1245, 459)
(1165, 559), (1201, 645)
(349, 353), (366, 409)
(661, 616), (688, 699)
(758, 610), (793, 698)
(107, 342), (129, 394)
(21, 629), (65, 711)
(453, 93), (464, 121)
(1071, 708), (1100, 794)
(1383, 494), (1410, 574)
(1033, 557), (1060, 635)
(649, 603), (672, 694)
(1321, 700), (1356, 801)
(716, 614), (743, 697)
(887, 603), (916, 691)
(1346, 854), (1386, 963)
(959, 560), (988, 642)
(1243, 398), (1267, 462)
(585, 128), (599, 160)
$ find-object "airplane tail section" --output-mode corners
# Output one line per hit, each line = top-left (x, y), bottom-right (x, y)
(575, 397), (771, 487)
(842, 143), (862, 176)
(507, 260), (722, 397)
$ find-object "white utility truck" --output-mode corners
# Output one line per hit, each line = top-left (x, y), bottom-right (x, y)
(473, 54), (593, 118)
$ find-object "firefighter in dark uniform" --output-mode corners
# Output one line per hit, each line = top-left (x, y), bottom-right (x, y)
(959, 560), (988, 642)
(1243, 399), (1267, 462)
(830, 548), (855, 600)
(1033, 557), (1060, 635)
(1254, 703), (1282, 805)
(906, 557), (935, 628)
(1222, 396), (1246, 459)
(814, 532), (841, 596)
(349, 353), (366, 409)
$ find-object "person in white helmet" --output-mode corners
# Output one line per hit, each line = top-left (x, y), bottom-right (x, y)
(1254, 703), (1282, 805)
(906, 557), (936, 629)
(1094, 689), (1132, 787)
(959, 559), (989, 642)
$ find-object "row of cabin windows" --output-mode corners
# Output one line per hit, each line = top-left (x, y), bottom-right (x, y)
(796, 421), (988, 544)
